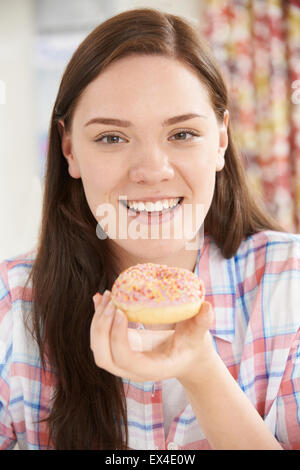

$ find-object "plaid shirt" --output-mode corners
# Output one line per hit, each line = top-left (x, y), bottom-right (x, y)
(1, 230), (300, 450)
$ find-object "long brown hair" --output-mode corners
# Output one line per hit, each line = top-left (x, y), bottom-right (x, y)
(24, 8), (284, 450)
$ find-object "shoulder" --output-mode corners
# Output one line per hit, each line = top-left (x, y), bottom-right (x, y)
(236, 230), (300, 334)
(205, 230), (300, 294)
(0, 249), (36, 362)
(234, 230), (300, 277)
(0, 248), (36, 298)
(237, 229), (300, 259)
(0, 248), (36, 315)
(236, 229), (300, 297)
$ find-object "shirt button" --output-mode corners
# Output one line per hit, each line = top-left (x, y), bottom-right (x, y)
(167, 442), (178, 450)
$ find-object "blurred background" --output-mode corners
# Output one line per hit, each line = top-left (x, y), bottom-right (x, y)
(0, 0), (299, 261)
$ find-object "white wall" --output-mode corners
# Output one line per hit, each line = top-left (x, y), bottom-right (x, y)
(114, 0), (202, 23)
(0, 0), (42, 261)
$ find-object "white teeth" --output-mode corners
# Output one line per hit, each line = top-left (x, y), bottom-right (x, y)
(145, 202), (154, 212)
(153, 201), (163, 211)
(127, 197), (181, 212)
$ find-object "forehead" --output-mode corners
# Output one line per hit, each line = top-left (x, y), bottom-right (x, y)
(74, 55), (213, 121)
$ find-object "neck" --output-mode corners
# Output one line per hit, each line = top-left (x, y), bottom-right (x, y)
(112, 244), (200, 274)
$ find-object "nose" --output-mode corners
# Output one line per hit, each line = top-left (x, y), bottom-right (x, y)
(128, 146), (174, 184)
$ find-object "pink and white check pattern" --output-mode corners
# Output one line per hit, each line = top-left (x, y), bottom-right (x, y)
(1, 230), (300, 450)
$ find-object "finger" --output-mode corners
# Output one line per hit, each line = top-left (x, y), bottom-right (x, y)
(110, 310), (174, 381)
(92, 292), (102, 308)
(93, 290), (111, 316)
(90, 291), (111, 357)
(91, 298), (145, 381)
(97, 306), (144, 381)
(110, 308), (139, 370)
(192, 301), (214, 329)
(176, 301), (213, 334)
(90, 299), (117, 370)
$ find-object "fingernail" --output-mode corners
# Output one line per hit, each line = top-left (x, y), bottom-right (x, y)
(101, 290), (110, 307)
(104, 300), (115, 316)
(115, 308), (125, 324)
(93, 293), (101, 306)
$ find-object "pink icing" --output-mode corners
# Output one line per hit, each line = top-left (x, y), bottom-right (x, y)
(111, 263), (205, 307)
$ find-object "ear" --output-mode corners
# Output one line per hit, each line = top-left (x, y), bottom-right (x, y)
(216, 109), (229, 172)
(58, 120), (81, 179)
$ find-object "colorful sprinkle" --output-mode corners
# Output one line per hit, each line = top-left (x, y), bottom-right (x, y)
(111, 263), (205, 307)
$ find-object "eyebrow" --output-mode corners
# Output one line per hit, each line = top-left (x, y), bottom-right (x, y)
(84, 113), (207, 128)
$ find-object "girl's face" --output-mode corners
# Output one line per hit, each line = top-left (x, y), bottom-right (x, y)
(61, 55), (228, 269)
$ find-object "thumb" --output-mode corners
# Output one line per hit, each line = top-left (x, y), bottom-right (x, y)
(175, 301), (214, 337)
(193, 301), (214, 330)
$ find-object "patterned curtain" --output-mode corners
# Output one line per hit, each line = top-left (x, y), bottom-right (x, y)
(201, 0), (300, 233)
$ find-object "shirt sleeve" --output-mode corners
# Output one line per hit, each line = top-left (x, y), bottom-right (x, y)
(0, 260), (17, 449)
(261, 233), (300, 450)
(275, 327), (300, 450)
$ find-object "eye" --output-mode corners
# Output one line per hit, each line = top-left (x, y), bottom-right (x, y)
(169, 129), (201, 142)
(94, 133), (127, 144)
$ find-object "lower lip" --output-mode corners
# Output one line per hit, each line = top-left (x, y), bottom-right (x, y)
(123, 199), (183, 225)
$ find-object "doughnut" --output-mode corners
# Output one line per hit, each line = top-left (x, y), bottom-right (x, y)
(111, 263), (205, 324)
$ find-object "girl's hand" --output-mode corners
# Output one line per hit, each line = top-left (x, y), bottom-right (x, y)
(90, 292), (283, 451)
(90, 290), (216, 384)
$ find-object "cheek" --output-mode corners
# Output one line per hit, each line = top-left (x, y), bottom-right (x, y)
(79, 163), (118, 215)
(183, 146), (218, 200)
(72, 139), (127, 214)
(191, 170), (216, 205)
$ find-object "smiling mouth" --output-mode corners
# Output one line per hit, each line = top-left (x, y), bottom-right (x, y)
(119, 197), (184, 214)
